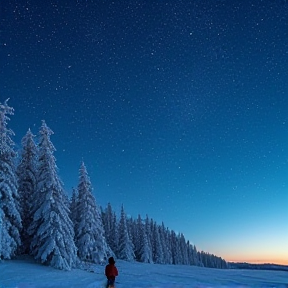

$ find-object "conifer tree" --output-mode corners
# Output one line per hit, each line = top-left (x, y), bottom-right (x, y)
(136, 215), (152, 263)
(117, 204), (135, 261)
(187, 241), (194, 265)
(133, 215), (142, 261)
(144, 215), (153, 260)
(160, 223), (172, 264)
(127, 216), (136, 250)
(179, 233), (189, 265)
(103, 202), (117, 255)
(152, 222), (164, 264)
(17, 129), (37, 254)
(29, 121), (76, 270)
(193, 245), (200, 266)
(112, 210), (119, 253)
(170, 230), (180, 264)
(70, 187), (78, 225)
(0, 100), (22, 259)
(74, 162), (110, 263)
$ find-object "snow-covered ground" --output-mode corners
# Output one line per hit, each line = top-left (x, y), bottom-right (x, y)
(0, 258), (287, 288)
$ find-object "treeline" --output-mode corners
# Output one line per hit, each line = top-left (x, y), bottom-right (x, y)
(229, 262), (288, 272)
(100, 203), (228, 269)
(0, 100), (227, 270)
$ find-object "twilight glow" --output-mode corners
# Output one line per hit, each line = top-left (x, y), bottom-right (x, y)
(1, 0), (287, 265)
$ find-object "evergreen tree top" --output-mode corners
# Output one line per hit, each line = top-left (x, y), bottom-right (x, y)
(0, 99), (15, 155)
(39, 120), (56, 152)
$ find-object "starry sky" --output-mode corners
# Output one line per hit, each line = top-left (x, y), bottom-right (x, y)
(1, 0), (288, 265)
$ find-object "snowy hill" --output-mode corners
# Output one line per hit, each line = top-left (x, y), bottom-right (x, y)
(1, 258), (288, 288)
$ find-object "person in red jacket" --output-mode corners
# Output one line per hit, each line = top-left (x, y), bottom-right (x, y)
(105, 257), (118, 288)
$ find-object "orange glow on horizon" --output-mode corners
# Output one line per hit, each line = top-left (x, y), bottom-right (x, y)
(226, 257), (288, 266)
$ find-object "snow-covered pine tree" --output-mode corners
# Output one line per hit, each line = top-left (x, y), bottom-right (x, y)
(187, 240), (194, 265)
(176, 233), (187, 265)
(0, 99), (22, 259)
(74, 162), (110, 264)
(159, 223), (172, 264)
(133, 215), (142, 261)
(170, 230), (181, 264)
(200, 251), (208, 267)
(29, 121), (76, 270)
(127, 216), (136, 251)
(193, 245), (200, 266)
(102, 202), (117, 256)
(136, 215), (152, 263)
(17, 129), (37, 254)
(144, 215), (153, 259)
(151, 221), (164, 264)
(70, 187), (78, 226)
(117, 204), (135, 261)
(188, 244), (198, 266)
(149, 218), (157, 262)
(197, 250), (204, 267)
(112, 210), (119, 254)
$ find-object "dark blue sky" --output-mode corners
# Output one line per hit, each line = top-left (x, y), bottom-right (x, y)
(1, 0), (287, 264)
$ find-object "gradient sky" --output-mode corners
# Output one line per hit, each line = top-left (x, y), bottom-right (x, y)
(1, 0), (287, 265)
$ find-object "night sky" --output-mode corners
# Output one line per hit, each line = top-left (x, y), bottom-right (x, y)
(1, 0), (287, 264)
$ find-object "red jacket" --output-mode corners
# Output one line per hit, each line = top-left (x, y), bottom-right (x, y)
(105, 264), (118, 280)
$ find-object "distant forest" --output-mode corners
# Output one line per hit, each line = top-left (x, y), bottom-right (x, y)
(0, 100), (227, 270)
(229, 262), (288, 272)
